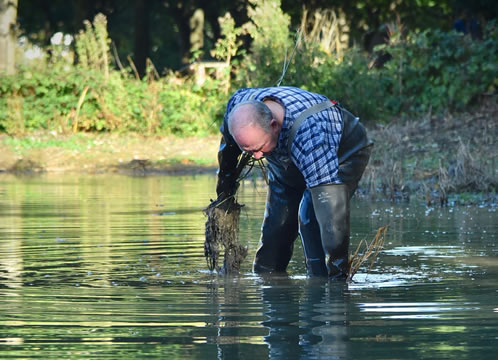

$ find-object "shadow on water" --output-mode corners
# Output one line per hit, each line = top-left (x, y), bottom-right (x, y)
(0, 174), (496, 359)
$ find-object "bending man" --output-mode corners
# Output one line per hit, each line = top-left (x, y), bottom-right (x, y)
(216, 86), (372, 279)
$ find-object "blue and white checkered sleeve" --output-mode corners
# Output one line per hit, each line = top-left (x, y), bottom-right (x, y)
(291, 107), (343, 188)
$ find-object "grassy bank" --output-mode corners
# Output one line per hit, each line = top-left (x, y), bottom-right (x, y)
(1, 101), (496, 206)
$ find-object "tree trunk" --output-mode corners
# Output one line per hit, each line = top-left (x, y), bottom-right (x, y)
(189, 8), (204, 59)
(166, 1), (192, 65)
(134, 0), (150, 78)
(0, 0), (18, 75)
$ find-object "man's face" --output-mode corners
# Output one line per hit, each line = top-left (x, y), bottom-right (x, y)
(233, 123), (277, 160)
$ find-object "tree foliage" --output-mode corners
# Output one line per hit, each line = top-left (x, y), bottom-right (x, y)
(0, 1), (496, 135)
(377, 22), (498, 114)
(12, 0), (497, 73)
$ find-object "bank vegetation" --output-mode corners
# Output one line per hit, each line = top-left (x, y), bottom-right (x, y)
(0, 0), (496, 204)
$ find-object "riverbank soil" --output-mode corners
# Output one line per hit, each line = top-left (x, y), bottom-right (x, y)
(0, 133), (221, 175)
(0, 102), (496, 203)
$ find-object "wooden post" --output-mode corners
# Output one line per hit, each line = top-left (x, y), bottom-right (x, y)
(190, 61), (228, 86)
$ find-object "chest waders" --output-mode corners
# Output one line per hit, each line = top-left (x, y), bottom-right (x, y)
(253, 99), (372, 279)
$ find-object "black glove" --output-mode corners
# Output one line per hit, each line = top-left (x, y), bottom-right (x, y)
(212, 118), (243, 211)
(309, 183), (350, 280)
(216, 136), (241, 199)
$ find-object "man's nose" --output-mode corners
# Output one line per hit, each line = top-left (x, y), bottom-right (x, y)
(252, 151), (263, 160)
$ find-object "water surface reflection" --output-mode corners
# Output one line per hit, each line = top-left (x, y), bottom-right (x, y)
(0, 174), (496, 359)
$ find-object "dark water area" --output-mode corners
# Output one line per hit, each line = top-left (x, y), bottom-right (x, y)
(0, 174), (496, 359)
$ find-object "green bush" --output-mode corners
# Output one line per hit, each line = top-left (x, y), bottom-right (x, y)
(0, 64), (226, 135)
(1, 8), (496, 136)
(0, 62), (83, 134)
(0, 13), (227, 136)
(231, 2), (496, 121)
(229, 1), (385, 121)
(309, 49), (388, 122)
(157, 79), (226, 136)
(377, 21), (497, 114)
(234, 0), (294, 88)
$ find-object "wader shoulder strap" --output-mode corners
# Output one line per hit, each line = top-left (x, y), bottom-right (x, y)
(287, 100), (337, 154)
(247, 89), (262, 101)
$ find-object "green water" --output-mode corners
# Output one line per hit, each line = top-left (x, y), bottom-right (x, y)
(0, 174), (496, 359)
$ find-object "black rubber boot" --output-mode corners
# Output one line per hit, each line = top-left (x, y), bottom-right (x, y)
(310, 184), (350, 280)
(253, 171), (304, 273)
(298, 189), (328, 276)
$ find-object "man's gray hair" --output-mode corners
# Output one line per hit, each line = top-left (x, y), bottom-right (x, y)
(227, 100), (273, 136)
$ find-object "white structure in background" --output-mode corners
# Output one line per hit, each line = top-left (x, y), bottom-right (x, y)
(18, 32), (74, 64)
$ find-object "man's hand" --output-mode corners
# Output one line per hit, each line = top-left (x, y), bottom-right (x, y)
(206, 192), (243, 213)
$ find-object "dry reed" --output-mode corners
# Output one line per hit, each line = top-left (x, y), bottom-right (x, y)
(299, 8), (349, 58)
(347, 226), (388, 282)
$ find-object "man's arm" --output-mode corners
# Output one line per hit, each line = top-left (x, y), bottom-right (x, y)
(214, 120), (242, 205)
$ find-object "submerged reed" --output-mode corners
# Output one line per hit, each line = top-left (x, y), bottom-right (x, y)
(204, 153), (253, 274)
(204, 203), (248, 273)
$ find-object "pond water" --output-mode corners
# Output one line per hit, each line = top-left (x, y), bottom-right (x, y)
(0, 174), (496, 359)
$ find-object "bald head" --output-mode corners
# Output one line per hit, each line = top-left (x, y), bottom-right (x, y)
(226, 99), (280, 159)
(227, 100), (273, 136)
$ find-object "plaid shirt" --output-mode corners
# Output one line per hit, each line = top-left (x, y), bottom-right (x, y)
(224, 86), (343, 187)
